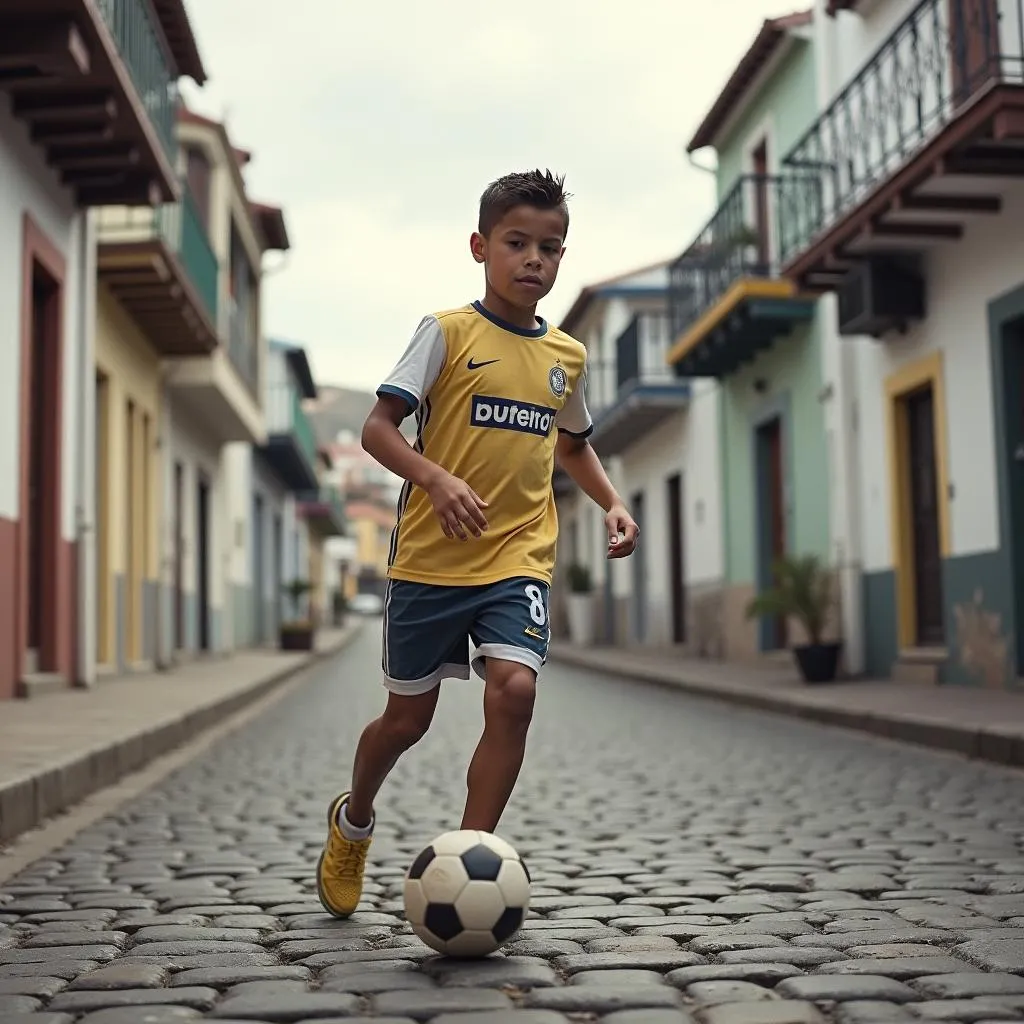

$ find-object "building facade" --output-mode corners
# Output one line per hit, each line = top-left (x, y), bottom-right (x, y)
(0, 0), (205, 698)
(157, 112), (289, 661)
(553, 264), (723, 651)
(771, 0), (1024, 688)
(229, 340), (319, 646)
(666, 11), (836, 663)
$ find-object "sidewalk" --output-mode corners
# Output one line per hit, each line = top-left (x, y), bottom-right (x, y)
(549, 641), (1024, 768)
(0, 623), (362, 843)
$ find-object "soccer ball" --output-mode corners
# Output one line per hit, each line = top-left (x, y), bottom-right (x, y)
(403, 829), (531, 957)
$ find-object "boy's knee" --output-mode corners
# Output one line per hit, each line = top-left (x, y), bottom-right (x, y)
(486, 662), (537, 724)
(381, 693), (436, 748)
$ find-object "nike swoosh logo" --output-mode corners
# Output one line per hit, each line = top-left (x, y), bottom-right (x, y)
(467, 358), (500, 370)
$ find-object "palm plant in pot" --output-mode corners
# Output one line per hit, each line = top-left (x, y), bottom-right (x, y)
(565, 562), (595, 647)
(280, 577), (315, 651)
(745, 553), (841, 683)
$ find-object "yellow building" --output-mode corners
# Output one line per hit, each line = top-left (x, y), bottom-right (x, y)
(297, 451), (346, 626)
(93, 292), (165, 671)
(345, 501), (395, 597)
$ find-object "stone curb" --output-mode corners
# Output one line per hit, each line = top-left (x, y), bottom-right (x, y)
(549, 644), (1024, 769)
(0, 623), (363, 844)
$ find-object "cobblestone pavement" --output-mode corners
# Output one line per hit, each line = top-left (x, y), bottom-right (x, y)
(2, 625), (1024, 1024)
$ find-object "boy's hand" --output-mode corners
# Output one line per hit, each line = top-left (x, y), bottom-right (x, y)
(426, 470), (489, 541)
(606, 503), (639, 559)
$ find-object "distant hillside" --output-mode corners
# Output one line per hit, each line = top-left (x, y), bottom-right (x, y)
(307, 384), (415, 444)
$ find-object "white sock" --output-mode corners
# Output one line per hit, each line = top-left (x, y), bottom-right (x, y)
(337, 801), (374, 841)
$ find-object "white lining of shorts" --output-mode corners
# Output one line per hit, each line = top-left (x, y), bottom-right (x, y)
(382, 661), (470, 696)
(471, 643), (544, 680)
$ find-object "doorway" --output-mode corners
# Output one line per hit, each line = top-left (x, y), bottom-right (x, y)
(173, 462), (185, 651)
(196, 476), (211, 651)
(272, 512), (283, 634)
(630, 489), (646, 643)
(905, 386), (945, 645)
(253, 492), (265, 644)
(666, 473), (687, 644)
(755, 415), (788, 650)
(95, 371), (110, 666)
(19, 225), (64, 684)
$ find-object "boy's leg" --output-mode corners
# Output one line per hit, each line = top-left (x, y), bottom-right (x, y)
(316, 579), (472, 918)
(462, 577), (549, 832)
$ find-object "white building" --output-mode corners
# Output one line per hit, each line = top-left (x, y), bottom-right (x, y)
(779, 0), (1024, 688)
(553, 262), (725, 652)
(0, 0), (204, 699)
(160, 110), (290, 660)
(226, 340), (320, 645)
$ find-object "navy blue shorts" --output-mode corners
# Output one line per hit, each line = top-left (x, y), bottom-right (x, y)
(381, 575), (550, 695)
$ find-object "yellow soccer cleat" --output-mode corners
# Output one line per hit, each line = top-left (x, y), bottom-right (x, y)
(316, 792), (372, 918)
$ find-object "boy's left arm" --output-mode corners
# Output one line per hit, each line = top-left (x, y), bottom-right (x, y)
(555, 433), (639, 559)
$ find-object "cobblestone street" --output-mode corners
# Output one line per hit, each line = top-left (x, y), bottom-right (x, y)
(2, 625), (1024, 1024)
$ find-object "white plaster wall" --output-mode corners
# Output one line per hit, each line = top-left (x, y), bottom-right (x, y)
(166, 394), (229, 641)
(852, 182), (1024, 573)
(0, 98), (79, 526)
(223, 443), (253, 588)
(263, 347), (291, 434)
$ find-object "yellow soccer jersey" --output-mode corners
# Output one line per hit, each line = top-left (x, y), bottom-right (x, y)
(378, 300), (592, 587)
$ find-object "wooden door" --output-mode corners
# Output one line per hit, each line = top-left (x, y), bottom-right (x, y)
(906, 387), (945, 645)
(196, 477), (210, 651)
(756, 417), (788, 650)
(667, 473), (687, 643)
(949, 0), (1000, 105)
(630, 490), (646, 643)
(173, 462), (184, 650)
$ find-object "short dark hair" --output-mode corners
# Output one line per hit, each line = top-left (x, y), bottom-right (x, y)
(478, 169), (571, 239)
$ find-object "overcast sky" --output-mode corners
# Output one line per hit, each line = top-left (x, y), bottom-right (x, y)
(181, 0), (791, 394)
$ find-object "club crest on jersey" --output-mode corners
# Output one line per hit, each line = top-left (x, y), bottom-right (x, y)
(548, 365), (568, 398)
(470, 395), (557, 437)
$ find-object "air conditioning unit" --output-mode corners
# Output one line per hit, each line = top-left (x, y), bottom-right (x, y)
(836, 258), (925, 337)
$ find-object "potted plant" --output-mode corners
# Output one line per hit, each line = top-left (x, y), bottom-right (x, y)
(745, 553), (841, 683)
(565, 562), (595, 647)
(280, 578), (315, 651)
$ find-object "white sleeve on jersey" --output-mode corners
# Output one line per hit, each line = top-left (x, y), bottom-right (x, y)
(555, 364), (594, 438)
(377, 316), (447, 414)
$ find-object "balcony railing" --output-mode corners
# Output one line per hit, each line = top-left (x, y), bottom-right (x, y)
(779, 0), (1024, 264)
(299, 486), (346, 523)
(588, 313), (677, 419)
(228, 301), (259, 396)
(95, 181), (219, 321)
(95, 0), (178, 161)
(292, 392), (319, 470)
(669, 174), (810, 342)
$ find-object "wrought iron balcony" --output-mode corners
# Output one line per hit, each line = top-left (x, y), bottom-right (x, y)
(587, 313), (690, 456)
(0, 0), (198, 205)
(667, 174), (817, 378)
(259, 384), (320, 494)
(228, 300), (260, 398)
(780, 0), (1024, 289)
(95, 179), (219, 355)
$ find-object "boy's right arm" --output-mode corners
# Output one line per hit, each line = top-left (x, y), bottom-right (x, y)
(362, 398), (488, 540)
(361, 316), (488, 541)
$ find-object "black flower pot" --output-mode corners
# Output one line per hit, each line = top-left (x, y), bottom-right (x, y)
(793, 641), (841, 683)
(279, 625), (315, 651)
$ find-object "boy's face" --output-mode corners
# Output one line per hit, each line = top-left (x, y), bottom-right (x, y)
(470, 204), (566, 308)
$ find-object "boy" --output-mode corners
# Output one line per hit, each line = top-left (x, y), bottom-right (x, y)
(317, 169), (639, 918)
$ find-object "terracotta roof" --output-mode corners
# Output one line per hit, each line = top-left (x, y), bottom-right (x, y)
(687, 9), (813, 153)
(252, 202), (290, 253)
(558, 257), (674, 336)
(346, 502), (397, 529)
(152, 0), (207, 84)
